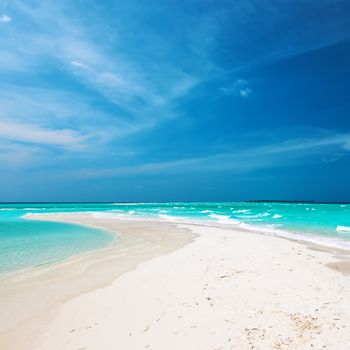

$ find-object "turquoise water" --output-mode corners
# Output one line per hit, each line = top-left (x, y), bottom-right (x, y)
(0, 206), (115, 274)
(1, 202), (350, 274)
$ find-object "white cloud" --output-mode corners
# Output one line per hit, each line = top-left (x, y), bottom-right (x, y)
(70, 60), (87, 69)
(0, 85), (153, 169)
(0, 15), (11, 23)
(0, 121), (88, 150)
(239, 88), (252, 98)
(220, 79), (253, 98)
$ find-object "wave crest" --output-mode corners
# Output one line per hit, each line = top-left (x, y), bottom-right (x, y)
(336, 225), (350, 232)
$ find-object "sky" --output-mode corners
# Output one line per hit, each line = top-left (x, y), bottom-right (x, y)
(0, 0), (350, 202)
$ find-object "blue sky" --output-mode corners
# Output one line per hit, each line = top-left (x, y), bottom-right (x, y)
(1, 0), (350, 202)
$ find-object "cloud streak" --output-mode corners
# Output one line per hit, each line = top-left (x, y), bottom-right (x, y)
(0, 142), (48, 168)
(0, 121), (88, 149)
(7, 1), (200, 119)
(55, 133), (350, 180)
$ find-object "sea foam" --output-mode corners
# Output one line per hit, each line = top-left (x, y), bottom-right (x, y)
(209, 214), (240, 225)
(336, 225), (350, 232)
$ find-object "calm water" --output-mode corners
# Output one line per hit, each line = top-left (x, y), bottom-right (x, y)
(0, 205), (115, 274)
(1, 202), (350, 274)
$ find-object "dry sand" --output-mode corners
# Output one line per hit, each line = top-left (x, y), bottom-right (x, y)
(1, 212), (350, 349)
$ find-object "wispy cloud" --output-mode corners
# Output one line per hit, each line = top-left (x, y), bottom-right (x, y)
(0, 121), (87, 149)
(239, 88), (252, 98)
(220, 79), (252, 98)
(55, 133), (350, 180)
(0, 14), (11, 23)
(0, 142), (48, 168)
(1, 0), (349, 189)
(0, 0), (204, 168)
(0, 86), (125, 150)
(7, 1), (200, 117)
(254, 134), (350, 155)
(70, 60), (87, 69)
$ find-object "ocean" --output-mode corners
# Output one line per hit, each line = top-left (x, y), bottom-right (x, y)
(1, 202), (350, 274)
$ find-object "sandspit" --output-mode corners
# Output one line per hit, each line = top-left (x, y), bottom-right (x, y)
(1, 212), (350, 349)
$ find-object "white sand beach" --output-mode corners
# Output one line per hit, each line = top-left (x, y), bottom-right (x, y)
(1, 213), (350, 349)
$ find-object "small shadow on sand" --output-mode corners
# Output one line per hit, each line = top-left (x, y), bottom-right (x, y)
(326, 261), (350, 275)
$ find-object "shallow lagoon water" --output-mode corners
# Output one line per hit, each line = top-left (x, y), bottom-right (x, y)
(0, 207), (115, 274)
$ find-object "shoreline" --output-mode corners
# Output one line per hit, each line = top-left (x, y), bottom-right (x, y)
(3, 211), (350, 280)
(0, 213), (196, 349)
(0, 223), (119, 281)
(1, 212), (350, 349)
(65, 210), (350, 251)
